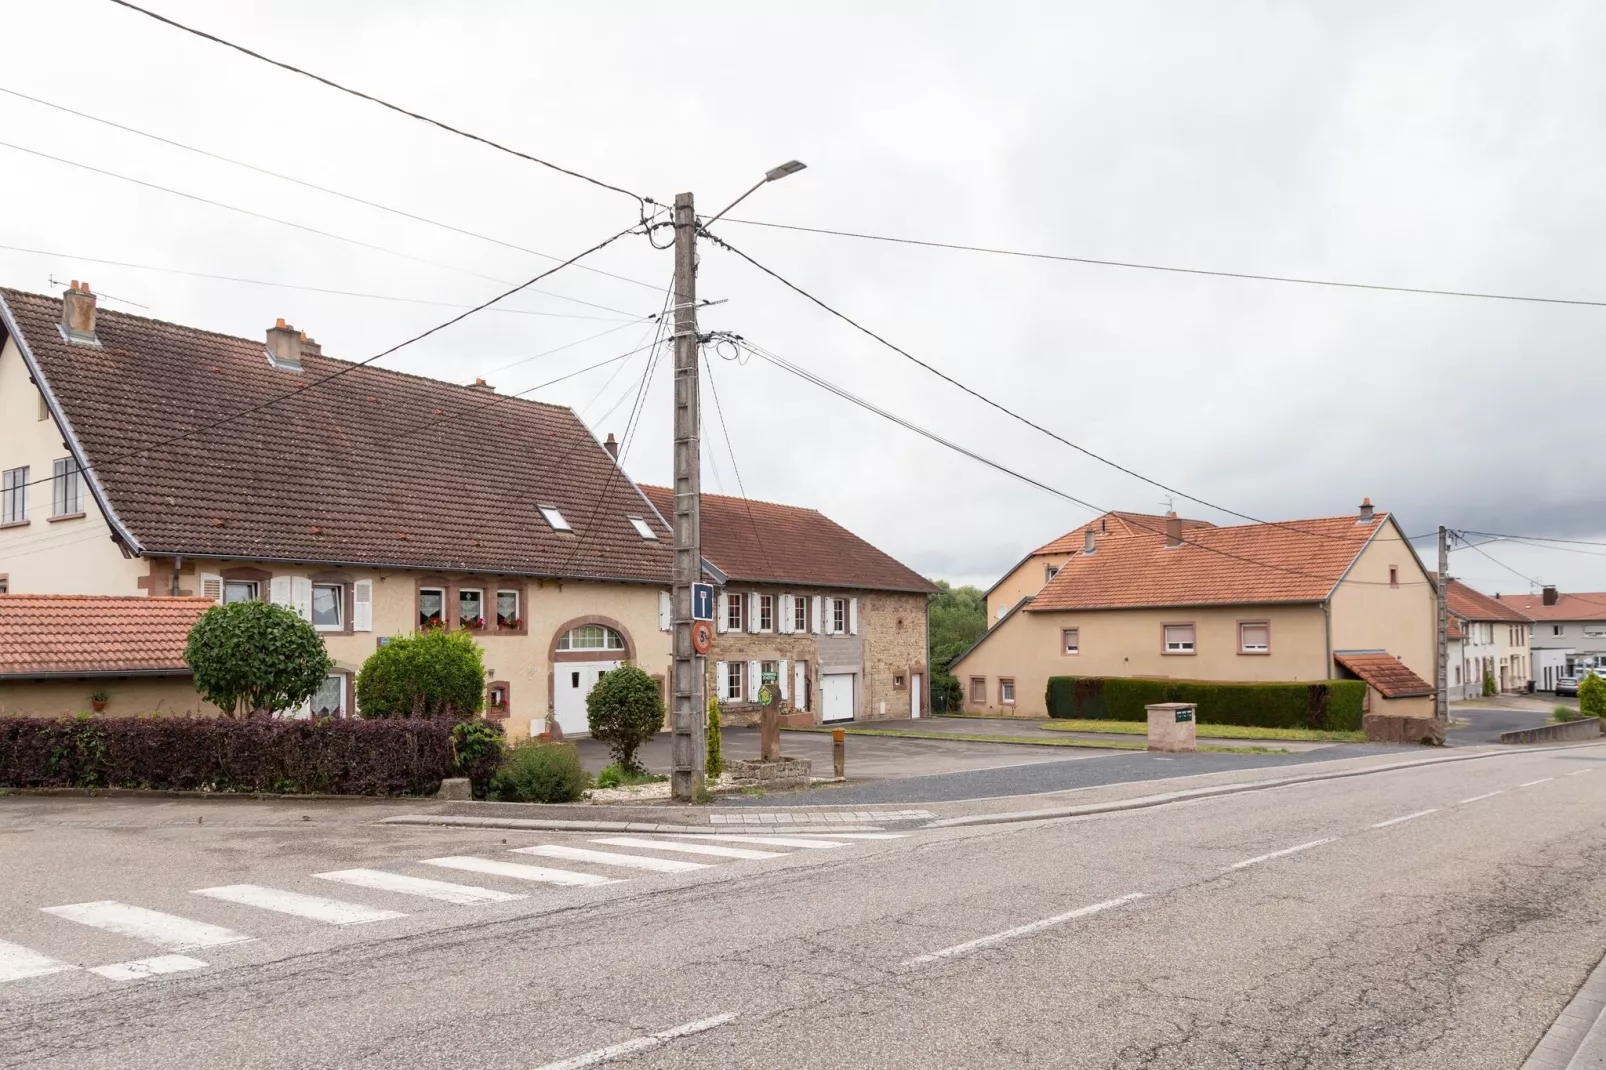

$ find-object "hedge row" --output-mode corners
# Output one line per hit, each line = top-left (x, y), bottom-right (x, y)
(0, 716), (502, 796)
(1045, 676), (1367, 731)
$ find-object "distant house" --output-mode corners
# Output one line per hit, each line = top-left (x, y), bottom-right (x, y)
(1495, 590), (1606, 679)
(952, 501), (1437, 718)
(1439, 578), (1533, 699)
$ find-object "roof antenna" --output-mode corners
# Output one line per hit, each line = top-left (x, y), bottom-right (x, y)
(49, 274), (147, 310)
(1159, 496), (1174, 514)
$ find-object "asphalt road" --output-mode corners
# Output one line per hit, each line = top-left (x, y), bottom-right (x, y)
(3, 744), (1605, 1069)
(1449, 705), (1560, 744)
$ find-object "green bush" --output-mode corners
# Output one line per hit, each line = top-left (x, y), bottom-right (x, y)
(356, 628), (485, 719)
(1045, 675), (1368, 732)
(595, 762), (667, 789)
(585, 664), (664, 774)
(183, 601), (332, 717)
(449, 719), (506, 797)
(1554, 704), (1579, 723)
(706, 696), (724, 777)
(1482, 665), (1496, 697)
(489, 742), (588, 803)
(1580, 674), (1606, 720)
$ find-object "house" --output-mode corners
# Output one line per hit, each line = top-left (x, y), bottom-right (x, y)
(1439, 577), (1532, 699)
(1495, 589), (1606, 680)
(951, 501), (1437, 718)
(640, 486), (935, 726)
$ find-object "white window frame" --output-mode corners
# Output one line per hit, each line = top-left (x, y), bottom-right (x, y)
(1062, 627), (1080, 656)
(419, 586), (447, 629)
(310, 673), (346, 718)
(758, 594), (775, 633)
(831, 597), (848, 635)
(2, 466), (28, 524)
(1000, 678), (1016, 705)
(559, 625), (626, 651)
(51, 458), (82, 517)
(1163, 623), (1196, 654)
(1045, 565), (1059, 583)
(1238, 621), (1270, 654)
(223, 579), (259, 604)
(725, 661), (745, 702)
(311, 582), (344, 632)
(539, 505), (572, 532)
(458, 587), (485, 627)
(726, 592), (745, 632)
(794, 596), (809, 633)
(628, 516), (657, 540)
(496, 589), (520, 629)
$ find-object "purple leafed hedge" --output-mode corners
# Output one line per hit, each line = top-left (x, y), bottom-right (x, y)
(0, 716), (501, 797)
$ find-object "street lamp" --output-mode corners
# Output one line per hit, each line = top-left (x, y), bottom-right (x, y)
(702, 160), (808, 227)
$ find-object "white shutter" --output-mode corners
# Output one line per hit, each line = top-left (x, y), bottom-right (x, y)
(794, 662), (807, 710)
(778, 659), (789, 700)
(200, 572), (224, 605)
(813, 595), (824, 635)
(715, 662), (728, 699)
(717, 592), (730, 633)
(750, 590), (763, 634)
(269, 576), (292, 608)
(353, 580), (373, 632)
(291, 576), (313, 622)
(849, 597), (859, 635)
(778, 594), (793, 634)
(747, 659), (761, 701)
(658, 590), (672, 632)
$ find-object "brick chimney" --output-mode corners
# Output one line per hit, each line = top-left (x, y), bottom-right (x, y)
(1083, 527), (1096, 554)
(265, 318), (303, 371)
(299, 331), (322, 359)
(1358, 497), (1375, 523)
(1543, 585), (1559, 606)
(1165, 511), (1184, 548)
(468, 377), (494, 393)
(603, 433), (619, 460)
(60, 280), (98, 345)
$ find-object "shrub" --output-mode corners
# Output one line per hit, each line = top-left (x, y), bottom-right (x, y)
(1580, 674), (1606, 720)
(1482, 665), (1496, 697)
(184, 601), (332, 717)
(706, 696), (724, 777)
(595, 762), (667, 789)
(1044, 676), (1368, 732)
(585, 665), (664, 774)
(357, 628), (485, 719)
(489, 742), (588, 803)
(449, 719), (506, 796)
(1554, 704), (1579, 723)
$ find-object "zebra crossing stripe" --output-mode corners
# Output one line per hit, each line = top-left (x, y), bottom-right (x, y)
(41, 901), (252, 951)
(89, 955), (208, 981)
(591, 837), (784, 860)
(0, 940), (76, 984)
(314, 869), (526, 904)
(514, 845), (710, 873)
(192, 885), (405, 926)
(673, 835), (848, 849)
(420, 856), (621, 887)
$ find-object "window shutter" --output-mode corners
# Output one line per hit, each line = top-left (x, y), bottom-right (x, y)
(794, 662), (807, 710)
(717, 592), (729, 634)
(812, 596), (823, 635)
(747, 659), (761, 701)
(200, 572), (224, 605)
(269, 576), (293, 608)
(778, 594), (793, 634)
(715, 662), (728, 697)
(658, 590), (672, 632)
(778, 659), (789, 700)
(291, 576), (313, 622)
(353, 580), (374, 632)
(849, 597), (859, 635)
(750, 590), (763, 634)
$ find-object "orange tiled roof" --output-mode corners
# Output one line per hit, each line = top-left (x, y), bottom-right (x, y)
(1447, 617), (1466, 640)
(1334, 652), (1434, 698)
(1495, 591), (1606, 622)
(1032, 511), (1215, 555)
(1027, 513), (1396, 611)
(0, 595), (212, 676)
(1442, 578), (1530, 623)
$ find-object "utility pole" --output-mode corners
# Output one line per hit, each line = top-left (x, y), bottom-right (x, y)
(1436, 525), (1449, 721)
(670, 192), (705, 801)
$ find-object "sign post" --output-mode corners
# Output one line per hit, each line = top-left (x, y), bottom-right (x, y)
(758, 669), (781, 761)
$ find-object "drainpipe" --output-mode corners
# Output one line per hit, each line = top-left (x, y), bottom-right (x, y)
(171, 556), (183, 596)
(1322, 599), (1333, 678)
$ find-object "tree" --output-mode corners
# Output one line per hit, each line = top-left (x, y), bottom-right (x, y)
(585, 664), (664, 773)
(357, 628), (485, 719)
(184, 601), (332, 718)
(928, 579), (987, 712)
(1580, 673), (1606, 721)
(1482, 664), (1497, 697)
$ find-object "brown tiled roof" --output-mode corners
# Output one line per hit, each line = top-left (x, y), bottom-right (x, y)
(1441, 578), (1531, 623)
(640, 486), (935, 593)
(1027, 513), (1396, 611)
(1333, 652), (1435, 698)
(0, 595), (212, 676)
(0, 289), (672, 582)
(1032, 511), (1215, 555)
(1447, 617), (1466, 640)
(1495, 591), (1606, 622)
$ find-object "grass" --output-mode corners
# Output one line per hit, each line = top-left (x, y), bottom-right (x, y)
(781, 725), (1288, 755)
(1036, 719), (1364, 742)
(593, 763), (668, 790)
(1554, 705), (1581, 723)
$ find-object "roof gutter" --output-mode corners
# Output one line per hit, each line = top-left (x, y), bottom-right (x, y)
(0, 668), (191, 680)
(137, 549), (677, 588)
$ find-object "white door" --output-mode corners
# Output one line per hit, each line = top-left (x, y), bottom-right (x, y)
(911, 673), (922, 719)
(554, 661), (621, 736)
(821, 673), (855, 723)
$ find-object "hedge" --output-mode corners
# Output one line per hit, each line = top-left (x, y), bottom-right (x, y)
(0, 716), (503, 796)
(1045, 676), (1367, 731)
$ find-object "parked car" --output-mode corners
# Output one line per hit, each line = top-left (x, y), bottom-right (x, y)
(1558, 675), (1580, 697)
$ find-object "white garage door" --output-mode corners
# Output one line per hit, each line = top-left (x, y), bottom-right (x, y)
(821, 673), (855, 723)
(553, 661), (621, 736)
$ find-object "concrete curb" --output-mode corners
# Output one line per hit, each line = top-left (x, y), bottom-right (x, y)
(1501, 718), (1603, 745)
(378, 815), (887, 834)
(1522, 947), (1606, 1069)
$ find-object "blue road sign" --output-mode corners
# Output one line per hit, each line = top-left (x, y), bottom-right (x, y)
(692, 582), (715, 622)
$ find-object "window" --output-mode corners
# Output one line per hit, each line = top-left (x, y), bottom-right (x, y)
(1046, 565), (1060, 583)
(1584, 624), (1606, 638)
(832, 598), (848, 634)
(310, 674), (344, 718)
(51, 458), (82, 517)
(0, 575), (8, 594)
(311, 582), (344, 631)
(1239, 621), (1270, 654)
(1062, 628), (1080, 656)
(726, 592), (745, 631)
(487, 681), (510, 718)
(458, 588), (484, 627)
(628, 516), (657, 540)
(969, 677), (986, 704)
(496, 590), (520, 629)
(539, 506), (571, 532)
(758, 594), (774, 632)
(1454, 665), (1461, 685)
(894, 674), (906, 689)
(794, 596), (809, 633)
(223, 580), (259, 604)
(2, 466), (28, 524)
(1554, 625), (1565, 636)
(725, 661), (745, 701)
(1000, 678), (1016, 704)
(1163, 623), (1196, 653)
(1388, 566), (1399, 588)
(557, 624), (626, 650)
(419, 587), (446, 628)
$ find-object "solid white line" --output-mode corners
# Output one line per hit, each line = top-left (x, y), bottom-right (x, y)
(1228, 838), (1335, 870)
(420, 856), (621, 887)
(904, 894), (1146, 967)
(0, 940), (76, 983)
(591, 837), (784, 860)
(89, 955), (208, 981)
(1371, 808), (1440, 828)
(514, 845), (710, 873)
(673, 835), (849, 849)
(192, 885), (406, 926)
(532, 1013), (739, 1070)
(1568, 769), (1594, 776)
(314, 869), (526, 905)
(801, 832), (907, 840)
(41, 901), (252, 951)
(1458, 790), (1506, 804)
(1520, 778), (1555, 787)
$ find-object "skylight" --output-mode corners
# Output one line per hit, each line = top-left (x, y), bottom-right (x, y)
(540, 506), (572, 532)
(629, 517), (658, 540)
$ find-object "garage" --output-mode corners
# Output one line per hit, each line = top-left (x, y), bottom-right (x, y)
(821, 672), (855, 723)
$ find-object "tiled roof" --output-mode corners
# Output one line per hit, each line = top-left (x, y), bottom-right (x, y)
(1495, 591), (1606, 622)
(1, 289), (672, 583)
(0, 595), (212, 676)
(1442, 578), (1531, 623)
(1447, 617), (1466, 640)
(1032, 511), (1215, 555)
(640, 486), (935, 593)
(1027, 513), (1394, 611)
(1334, 651), (1435, 699)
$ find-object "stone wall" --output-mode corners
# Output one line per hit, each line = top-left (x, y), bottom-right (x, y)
(860, 591), (930, 720)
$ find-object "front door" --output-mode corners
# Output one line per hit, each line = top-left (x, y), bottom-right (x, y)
(821, 672), (855, 723)
(911, 673), (923, 719)
(554, 662), (621, 736)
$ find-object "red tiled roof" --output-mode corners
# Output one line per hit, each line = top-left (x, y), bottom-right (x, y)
(1442, 578), (1530, 623)
(1447, 617), (1466, 640)
(1032, 511), (1215, 555)
(1027, 513), (1396, 611)
(0, 289), (672, 583)
(0, 595), (212, 676)
(1495, 591), (1606, 622)
(1334, 652), (1435, 698)
(640, 486), (934, 593)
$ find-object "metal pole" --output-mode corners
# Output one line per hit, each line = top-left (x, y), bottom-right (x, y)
(670, 192), (706, 800)
(1436, 525), (1449, 721)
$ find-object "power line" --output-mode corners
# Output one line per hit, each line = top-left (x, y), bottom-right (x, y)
(0, 85), (665, 295)
(1454, 535), (1544, 588)
(720, 217), (1606, 310)
(104, 0), (652, 210)
(701, 345), (782, 582)
(1459, 529), (1606, 550)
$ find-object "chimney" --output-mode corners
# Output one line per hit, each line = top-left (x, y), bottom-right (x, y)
(1083, 527), (1096, 554)
(468, 377), (495, 393)
(603, 432), (619, 460)
(265, 318), (303, 371)
(1165, 511), (1183, 549)
(1358, 497), (1375, 523)
(299, 331), (322, 359)
(60, 280), (98, 345)
(1543, 585), (1559, 606)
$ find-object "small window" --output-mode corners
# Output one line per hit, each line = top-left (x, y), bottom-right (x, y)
(725, 661), (745, 701)
(540, 506), (571, 532)
(1000, 678), (1016, 704)
(51, 458), (82, 517)
(1554, 625), (1564, 636)
(310, 673), (344, 718)
(2, 466), (28, 524)
(832, 598), (848, 634)
(794, 596), (809, 633)
(1163, 623), (1196, 653)
(497, 590), (520, 629)
(1046, 565), (1059, 583)
(628, 516), (658, 540)
(758, 594), (774, 632)
(1239, 621), (1270, 654)
(1388, 566), (1399, 588)
(893, 674), (906, 689)
(969, 677), (986, 704)
(1062, 628), (1080, 655)
(726, 592), (745, 631)
(223, 580), (259, 604)
(419, 587), (446, 628)
(311, 583), (344, 630)
(558, 624), (626, 650)
(459, 588), (484, 628)
(0, 575), (8, 594)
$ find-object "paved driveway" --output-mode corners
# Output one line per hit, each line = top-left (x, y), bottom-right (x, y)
(1449, 705), (1558, 744)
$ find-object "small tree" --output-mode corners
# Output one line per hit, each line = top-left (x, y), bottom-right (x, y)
(1482, 665), (1496, 697)
(706, 695), (724, 777)
(1580, 673), (1606, 721)
(586, 664), (663, 773)
(357, 628), (485, 719)
(184, 601), (332, 718)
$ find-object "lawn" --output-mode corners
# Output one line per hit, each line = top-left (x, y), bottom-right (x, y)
(782, 725), (1289, 755)
(1037, 719), (1366, 743)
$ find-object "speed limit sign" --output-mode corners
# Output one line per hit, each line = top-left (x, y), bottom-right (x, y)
(691, 620), (714, 654)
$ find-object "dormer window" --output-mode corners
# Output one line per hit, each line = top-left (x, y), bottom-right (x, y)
(540, 506), (572, 532)
(628, 517), (658, 540)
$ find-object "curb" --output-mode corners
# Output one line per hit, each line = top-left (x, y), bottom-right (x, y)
(379, 815), (887, 834)
(1522, 946), (1606, 1069)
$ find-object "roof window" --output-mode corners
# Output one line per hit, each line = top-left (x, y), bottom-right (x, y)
(629, 517), (658, 540)
(540, 506), (572, 532)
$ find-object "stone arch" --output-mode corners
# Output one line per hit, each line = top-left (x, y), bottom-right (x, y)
(549, 615), (636, 662)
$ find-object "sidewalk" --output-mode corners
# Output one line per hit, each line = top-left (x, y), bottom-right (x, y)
(786, 715), (1342, 753)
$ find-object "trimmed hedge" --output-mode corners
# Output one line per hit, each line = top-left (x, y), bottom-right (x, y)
(0, 716), (503, 796)
(1045, 676), (1367, 732)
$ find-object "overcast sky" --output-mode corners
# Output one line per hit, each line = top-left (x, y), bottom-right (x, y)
(3, 0), (1604, 595)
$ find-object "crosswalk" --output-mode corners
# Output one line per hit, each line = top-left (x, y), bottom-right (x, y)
(0, 832), (904, 994)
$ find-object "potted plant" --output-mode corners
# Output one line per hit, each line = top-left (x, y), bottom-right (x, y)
(460, 616), (486, 631)
(90, 689), (108, 713)
(419, 612), (445, 630)
(497, 615), (521, 631)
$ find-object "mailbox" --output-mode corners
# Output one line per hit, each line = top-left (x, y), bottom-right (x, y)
(1146, 702), (1198, 753)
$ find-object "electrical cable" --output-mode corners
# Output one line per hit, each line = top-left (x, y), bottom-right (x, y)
(701, 345), (782, 581)
(1458, 530), (1606, 550)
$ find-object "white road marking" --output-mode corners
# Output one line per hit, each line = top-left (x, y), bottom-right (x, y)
(193, 885), (405, 926)
(0, 940), (76, 984)
(421, 856), (621, 887)
(514, 845), (709, 873)
(904, 894), (1146, 967)
(674, 835), (849, 849)
(532, 1013), (739, 1070)
(1568, 769), (1594, 776)
(314, 869), (526, 905)
(1520, 777), (1555, 787)
(88, 955), (208, 981)
(591, 837), (784, 860)
(1371, 808), (1440, 828)
(804, 832), (907, 840)
(41, 901), (252, 951)
(1458, 790), (1505, 804)
(1228, 838), (1336, 870)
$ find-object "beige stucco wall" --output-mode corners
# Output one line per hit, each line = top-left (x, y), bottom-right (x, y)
(0, 336), (145, 594)
(1329, 520), (1437, 685)
(986, 554), (1070, 625)
(1458, 619), (1533, 694)
(0, 676), (223, 718)
(954, 602), (1331, 717)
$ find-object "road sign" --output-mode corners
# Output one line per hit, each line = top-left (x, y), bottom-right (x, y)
(692, 582), (715, 622)
(757, 685), (776, 707)
(761, 671), (778, 684)
(691, 620), (713, 655)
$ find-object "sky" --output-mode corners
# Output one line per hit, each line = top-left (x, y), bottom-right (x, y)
(2, 0), (1604, 596)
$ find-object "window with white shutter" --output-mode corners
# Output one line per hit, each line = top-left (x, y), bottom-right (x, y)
(747, 659), (761, 701)
(811, 596), (822, 635)
(290, 576), (314, 621)
(269, 576), (293, 608)
(353, 580), (374, 632)
(200, 573), (224, 605)
(658, 590), (673, 631)
(716, 592), (730, 633)
(778, 659), (789, 700)
(795, 596), (809, 634)
(758, 594), (774, 633)
(778, 594), (793, 634)
(848, 597), (859, 635)
(749, 591), (763, 634)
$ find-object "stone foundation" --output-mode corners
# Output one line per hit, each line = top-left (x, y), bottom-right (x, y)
(725, 757), (814, 790)
(1362, 713), (1445, 746)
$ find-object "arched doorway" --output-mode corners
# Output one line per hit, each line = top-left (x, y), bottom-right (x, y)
(550, 618), (633, 736)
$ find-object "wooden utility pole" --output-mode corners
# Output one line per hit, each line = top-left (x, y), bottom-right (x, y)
(670, 192), (706, 800)
(1436, 525), (1450, 721)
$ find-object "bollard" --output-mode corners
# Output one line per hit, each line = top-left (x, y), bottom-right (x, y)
(832, 728), (846, 779)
